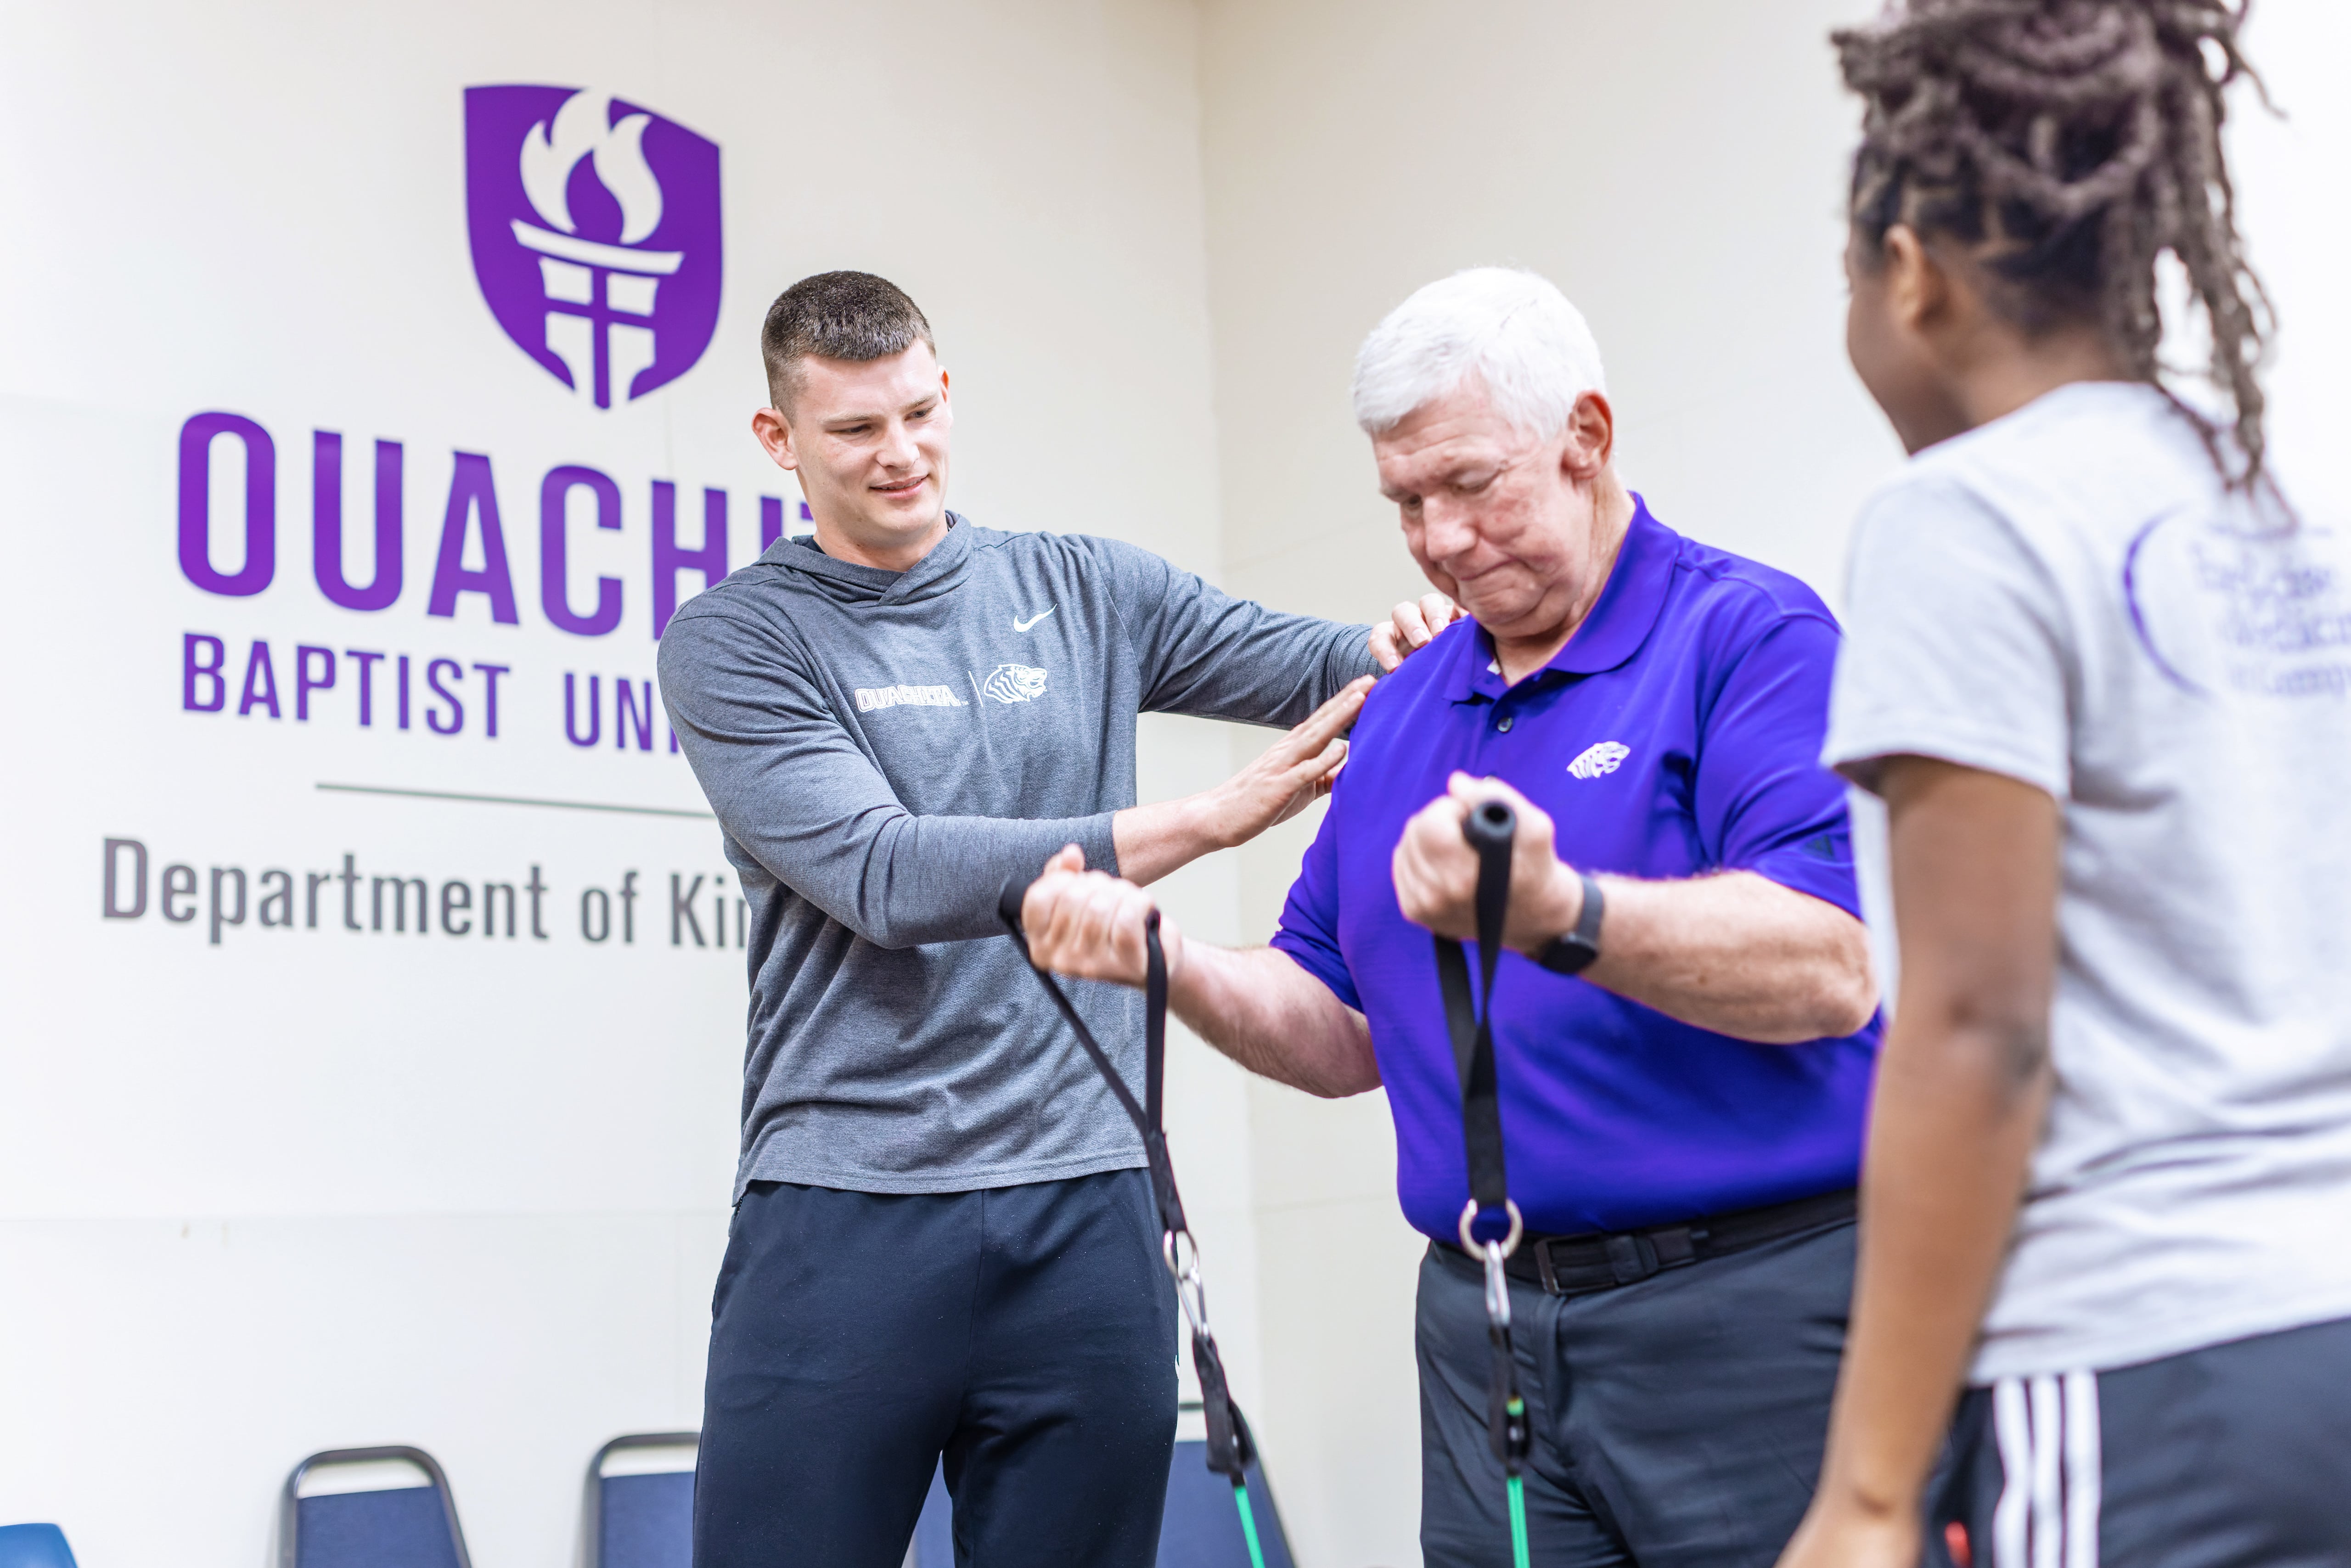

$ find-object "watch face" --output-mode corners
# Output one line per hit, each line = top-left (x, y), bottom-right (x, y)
(1534, 935), (1600, 977)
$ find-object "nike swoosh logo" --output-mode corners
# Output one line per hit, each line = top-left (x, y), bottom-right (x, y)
(1013, 607), (1056, 633)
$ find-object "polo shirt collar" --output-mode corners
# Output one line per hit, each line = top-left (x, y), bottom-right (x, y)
(1447, 494), (1676, 703)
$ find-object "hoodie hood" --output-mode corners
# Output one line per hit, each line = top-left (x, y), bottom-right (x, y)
(750, 511), (977, 609)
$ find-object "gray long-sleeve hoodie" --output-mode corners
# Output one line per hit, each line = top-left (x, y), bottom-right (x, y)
(658, 514), (1378, 1197)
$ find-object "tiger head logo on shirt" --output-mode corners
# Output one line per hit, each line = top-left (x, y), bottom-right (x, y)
(982, 663), (1049, 704)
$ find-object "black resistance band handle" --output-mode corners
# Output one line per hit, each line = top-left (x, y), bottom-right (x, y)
(999, 872), (1257, 1485)
(996, 875), (1186, 1239)
(1464, 798), (1516, 857)
(1440, 800), (1518, 1237)
(1442, 801), (1534, 1479)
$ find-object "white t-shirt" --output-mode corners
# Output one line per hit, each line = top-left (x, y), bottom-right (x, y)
(1825, 381), (2351, 1383)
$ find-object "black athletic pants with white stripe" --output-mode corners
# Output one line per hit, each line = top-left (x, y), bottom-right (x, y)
(1935, 1314), (2351, 1568)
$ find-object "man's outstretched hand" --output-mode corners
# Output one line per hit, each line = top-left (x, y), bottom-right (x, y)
(1371, 592), (1464, 671)
(1110, 675), (1368, 887)
(1018, 845), (1176, 991)
(1197, 676), (1372, 847)
(1392, 773), (1585, 951)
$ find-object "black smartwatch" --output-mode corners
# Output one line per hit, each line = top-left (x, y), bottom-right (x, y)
(1530, 873), (1605, 976)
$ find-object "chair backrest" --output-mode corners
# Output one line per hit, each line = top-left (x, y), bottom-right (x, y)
(0, 1524), (78, 1568)
(1156, 1441), (1295, 1568)
(583, 1432), (698, 1568)
(277, 1447), (470, 1568)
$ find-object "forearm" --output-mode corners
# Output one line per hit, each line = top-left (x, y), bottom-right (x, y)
(1772, 761), (2061, 1568)
(1569, 871), (1877, 1043)
(1817, 1013), (2051, 1518)
(1170, 942), (1381, 1098)
(1394, 781), (1874, 1043)
(1112, 796), (1233, 887)
(1113, 675), (1371, 884)
(775, 809), (1119, 948)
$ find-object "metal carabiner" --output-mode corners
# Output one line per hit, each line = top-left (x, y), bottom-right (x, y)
(1457, 1195), (1524, 1332)
(1164, 1227), (1212, 1339)
(1481, 1239), (1514, 1333)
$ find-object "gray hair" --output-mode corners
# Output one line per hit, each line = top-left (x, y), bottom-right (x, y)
(1351, 268), (1607, 440)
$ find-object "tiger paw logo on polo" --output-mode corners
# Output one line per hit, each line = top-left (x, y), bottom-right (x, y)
(464, 86), (723, 409)
(983, 664), (1050, 704)
(1568, 741), (1631, 779)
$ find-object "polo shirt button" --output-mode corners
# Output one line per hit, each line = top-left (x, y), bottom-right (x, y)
(1497, 715), (1514, 733)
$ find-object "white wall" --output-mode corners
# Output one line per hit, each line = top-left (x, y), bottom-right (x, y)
(0, 3), (1252, 1565)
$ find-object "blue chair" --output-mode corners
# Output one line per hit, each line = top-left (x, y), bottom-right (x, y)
(0, 1524), (78, 1568)
(905, 1430), (1295, 1568)
(276, 1447), (470, 1568)
(583, 1432), (698, 1568)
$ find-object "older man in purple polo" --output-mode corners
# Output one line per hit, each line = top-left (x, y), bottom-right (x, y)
(1017, 268), (1882, 1567)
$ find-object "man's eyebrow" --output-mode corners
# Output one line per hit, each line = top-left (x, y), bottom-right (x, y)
(1385, 452), (1494, 495)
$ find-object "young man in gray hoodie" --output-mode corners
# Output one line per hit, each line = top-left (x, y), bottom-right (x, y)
(660, 271), (1433, 1566)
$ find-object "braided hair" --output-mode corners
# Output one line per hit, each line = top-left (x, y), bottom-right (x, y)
(1836, 0), (2272, 485)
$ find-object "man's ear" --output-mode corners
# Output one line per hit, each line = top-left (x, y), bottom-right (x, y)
(750, 406), (800, 472)
(1562, 391), (1616, 478)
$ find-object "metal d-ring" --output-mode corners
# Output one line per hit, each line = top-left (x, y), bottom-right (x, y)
(1458, 1196), (1524, 1259)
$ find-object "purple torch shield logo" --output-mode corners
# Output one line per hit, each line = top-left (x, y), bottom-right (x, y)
(464, 85), (722, 409)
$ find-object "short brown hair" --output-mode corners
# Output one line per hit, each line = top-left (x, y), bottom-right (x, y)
(760, 271), (935, 411)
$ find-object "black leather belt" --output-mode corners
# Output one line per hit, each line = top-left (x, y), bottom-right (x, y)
(1439, 1187), (1856, 1297)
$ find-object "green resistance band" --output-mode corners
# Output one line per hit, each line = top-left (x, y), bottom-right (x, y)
(1233, 1479), (1268, 1568)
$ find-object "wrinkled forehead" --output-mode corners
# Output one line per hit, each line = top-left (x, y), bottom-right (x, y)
(1371, 391), (1527, 495)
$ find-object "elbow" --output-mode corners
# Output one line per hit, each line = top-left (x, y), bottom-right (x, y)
(846, 899), (936, 951)
(1810, 959), (1881, 1041)
(1307, 1062), (1383, 1099)
(1305, 1034), (1383, 1098)
(1751, 939), (1880, 1045)
(1797, 915), (1882, 1041)
(1942, 1005), (2053, 1094)
(1814, 993), (1879, 1044)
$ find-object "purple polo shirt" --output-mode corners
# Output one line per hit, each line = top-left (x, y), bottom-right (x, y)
(1272, 498), (1880, 1239)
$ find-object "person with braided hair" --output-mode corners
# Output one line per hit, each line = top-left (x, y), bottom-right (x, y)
(1783, 3), (2351, 1566)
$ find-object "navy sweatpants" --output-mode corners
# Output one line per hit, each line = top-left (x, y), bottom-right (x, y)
(693, 1170), (1179, 1568)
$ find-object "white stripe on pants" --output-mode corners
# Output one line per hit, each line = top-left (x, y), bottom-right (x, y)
(1991, 1371), (2103, 1568)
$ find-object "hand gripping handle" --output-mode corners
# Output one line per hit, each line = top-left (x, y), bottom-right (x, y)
(1463, 797), (1517, 857)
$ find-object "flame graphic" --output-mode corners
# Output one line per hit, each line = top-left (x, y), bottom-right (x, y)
(519, 90), (664, 245)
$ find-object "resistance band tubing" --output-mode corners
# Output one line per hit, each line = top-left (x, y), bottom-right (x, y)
(1234, 1480), (1269, 1568)
(998, 876), (1259, 1492)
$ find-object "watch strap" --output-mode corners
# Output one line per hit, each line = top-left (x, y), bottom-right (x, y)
(1530, 873), (1604, 976)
